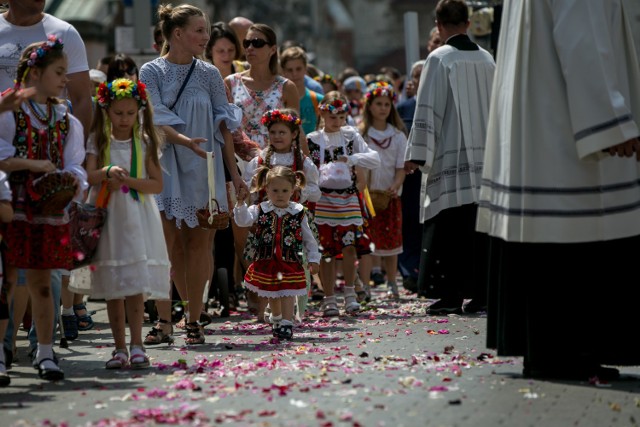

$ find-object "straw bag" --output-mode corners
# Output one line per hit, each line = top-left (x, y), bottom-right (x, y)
(196, 151), (229, 229)
(369, 189), (391, 212)
(30, 170), (78, 214)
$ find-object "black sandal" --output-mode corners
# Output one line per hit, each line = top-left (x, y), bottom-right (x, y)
(37, 357), (64, 381)
(73, 303), (95, 331)
(185, 322), (205, 345)
(144, 319), (174, 345)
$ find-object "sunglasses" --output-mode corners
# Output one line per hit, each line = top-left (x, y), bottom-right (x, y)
(242, 38), (269, 49)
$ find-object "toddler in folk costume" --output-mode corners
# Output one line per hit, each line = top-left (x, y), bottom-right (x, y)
(234, 165), (320, 340)
(243, 108), (320, 320)
(0, 36), (87, 382)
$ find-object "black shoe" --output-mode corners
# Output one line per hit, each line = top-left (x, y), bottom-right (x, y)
(426, 299), (463, 315)
(274, 324), (293, 340)
(402, 276), (418, 293)
(523, 363), (620, 381)
(462, 299), (487, 314)
(30, 348), (58, 369)
(37, 358), (64, 381)
(370, 272), (386, 286)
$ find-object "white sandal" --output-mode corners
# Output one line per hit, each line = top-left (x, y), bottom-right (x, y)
(105, 349), (129, 370)
(129, 346), (150, 370)
(322, 296), (340, 317)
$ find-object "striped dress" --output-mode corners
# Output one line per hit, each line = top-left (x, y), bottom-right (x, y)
(308, 127), (379, 227)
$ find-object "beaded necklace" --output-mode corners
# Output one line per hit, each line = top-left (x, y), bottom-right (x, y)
(27, 100), (52, 127)
(368, 136), (392, 149)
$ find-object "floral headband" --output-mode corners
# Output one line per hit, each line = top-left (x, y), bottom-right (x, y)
(318, 98), (350, 114)
(314, 74), (338, 86)
(365, 82), (397, 102)
(19, 35), (64, 85)
(261, 109), (301, 127)
(95, 78), (148, 109)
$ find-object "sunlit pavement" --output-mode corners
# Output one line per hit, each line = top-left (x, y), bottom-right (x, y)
(2, 283), (639, 427)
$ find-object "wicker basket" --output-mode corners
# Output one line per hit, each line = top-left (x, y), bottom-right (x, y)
(30, 171), (77, 214)
(369, 189), (391, 212)
(196, 198), (229, 229)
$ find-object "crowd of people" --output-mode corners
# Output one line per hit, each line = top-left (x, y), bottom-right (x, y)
(0, 0), (639, 388)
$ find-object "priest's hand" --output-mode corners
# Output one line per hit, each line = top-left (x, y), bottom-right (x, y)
(404, 161), (420, 174)
(605, 137), (640, 160)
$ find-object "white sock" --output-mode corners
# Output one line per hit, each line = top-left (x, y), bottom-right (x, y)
(36, 344), (59, 370)
(62, 307), (74, 316)
(372, 267), (382, 274)
(269, 314), (282, 324)
(279, 319), (293, 327)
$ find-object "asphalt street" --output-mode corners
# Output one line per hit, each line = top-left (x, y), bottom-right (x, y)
(1, 286), (639, 427)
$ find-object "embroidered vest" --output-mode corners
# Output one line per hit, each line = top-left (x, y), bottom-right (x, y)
(9, 108), (69, 186)
(307, 138), (358, 194)
(252, 206), (306, 263)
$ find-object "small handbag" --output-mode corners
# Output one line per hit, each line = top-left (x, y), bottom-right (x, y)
(29, 170), (78, 214)
(68, 200), (107, 269)
(368, 189), (392, 212)
(196, 151), (229, 229)
(318, 137), (352, 190)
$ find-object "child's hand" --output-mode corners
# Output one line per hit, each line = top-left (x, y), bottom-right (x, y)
(108, 166), (129, 181)
(0, 87), (37, 113)
(337, 155), (349, 163)
(30, 160), (56, 173)
(188, 137), (208, 159)
(308, 262), (319, 275)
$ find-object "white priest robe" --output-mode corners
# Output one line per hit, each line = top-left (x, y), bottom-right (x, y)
(476, 0), (640, 243)
(405, 35), (495, 223)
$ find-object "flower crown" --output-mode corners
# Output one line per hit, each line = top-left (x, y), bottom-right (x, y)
(95, 78), (148, 109)
(318, 98), (350, 114)
(314, 74), (338, 86)
(18, 35), (64, 86)
(261, 109), (301, 127)
(27, 35), (64, 68)
(365, 82), (397, 102)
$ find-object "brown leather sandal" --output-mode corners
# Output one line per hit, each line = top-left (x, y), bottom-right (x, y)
(144, 319), (174, 345)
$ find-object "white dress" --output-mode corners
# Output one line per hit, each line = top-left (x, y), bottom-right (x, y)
(76, 136), (171, 300)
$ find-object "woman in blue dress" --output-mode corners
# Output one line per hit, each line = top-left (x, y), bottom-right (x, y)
(139, 3), (248, 345)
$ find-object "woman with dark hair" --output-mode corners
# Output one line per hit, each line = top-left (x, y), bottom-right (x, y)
(225, 23), (298, 149)
(106, 53), (138, 82)
(205, 21), (243, 79)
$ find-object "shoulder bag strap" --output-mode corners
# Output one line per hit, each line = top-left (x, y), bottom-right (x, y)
(169, 59), (196, 111)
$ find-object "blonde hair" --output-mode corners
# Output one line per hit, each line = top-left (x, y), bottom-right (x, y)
(251, 165), (306, 194)
(157, 3), (208, 56)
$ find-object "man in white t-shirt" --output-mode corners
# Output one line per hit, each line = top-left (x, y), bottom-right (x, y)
(0, 0), (92, 137)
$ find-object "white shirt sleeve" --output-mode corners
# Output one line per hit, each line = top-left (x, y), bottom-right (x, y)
(301, 213), (321, 264)
(301, 157), (321, 203)
(347, 130), (381, 169)
(233, 202), (259, 227)
(63, 114), (88, 197)
(0, 110), (16, 160)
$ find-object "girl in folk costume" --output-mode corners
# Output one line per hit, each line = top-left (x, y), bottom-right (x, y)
(359, 82), (407, 299)
(82, 78), (170, 369)
(307, 91), (380, 317)
(234, 166), (320, 340)
(0, 36), (87, 381)
(243, 109), (320, 320)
